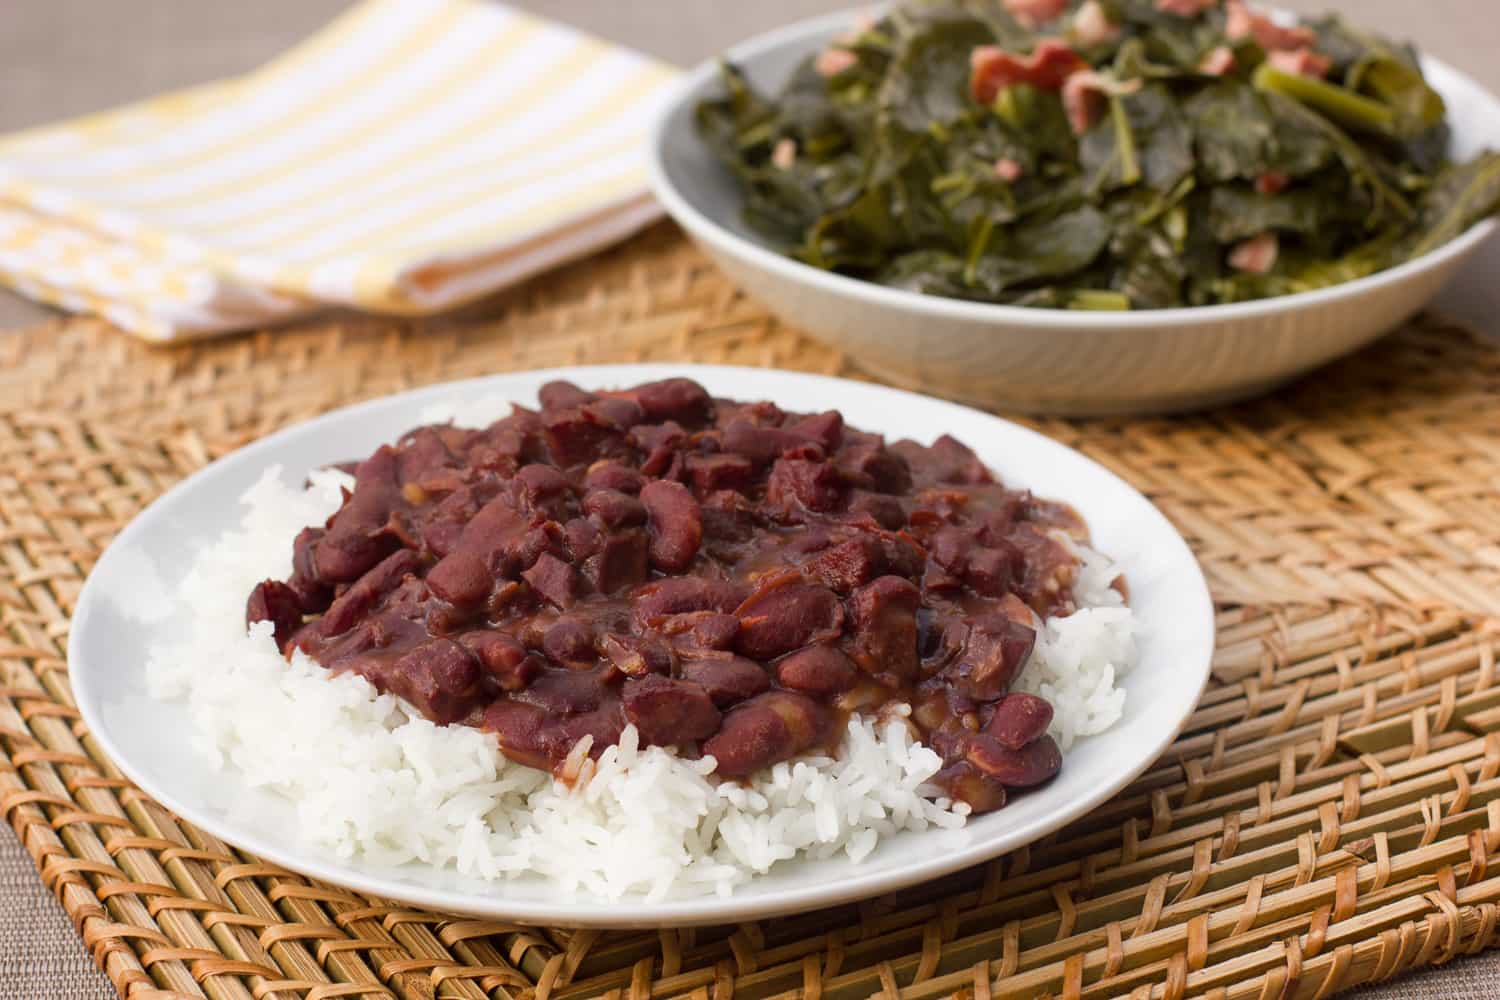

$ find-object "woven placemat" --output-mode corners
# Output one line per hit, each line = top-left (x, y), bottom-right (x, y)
(3, 222), (1500, 1000)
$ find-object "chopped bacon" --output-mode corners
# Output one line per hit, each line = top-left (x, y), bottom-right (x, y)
(1072, 1), (1120, 46)
(1004, 0), (1068, 29)
(1255, 171), (1290, 195)
(1061, 70), (1142, 135)
(969, 39), (1087, 104)
(1197, 45), (1236, 76)
(1228, 232), (1279, 274)
(814, 47), (858, 78)
(833, 14), (877, 46)
(771, 138), (797, 170)
(1156, 0), (1218, 15)
(994, 158), (1024, 182)
(1225, 0), (1252, 38)
(1225, 0), (1315, 51)
(1267, 47), (1332, 78)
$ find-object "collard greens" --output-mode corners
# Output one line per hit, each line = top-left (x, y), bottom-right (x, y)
(696, 0), (1500, 309)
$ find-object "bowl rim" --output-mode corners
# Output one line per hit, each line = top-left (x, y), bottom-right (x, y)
(647, 4), (1500, 330)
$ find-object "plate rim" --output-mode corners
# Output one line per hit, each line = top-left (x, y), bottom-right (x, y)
(69, 362), (1215, 927)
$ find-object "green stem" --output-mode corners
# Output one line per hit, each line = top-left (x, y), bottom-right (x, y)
(1068, 289), (1132, 310)
(1253, 63), (1396, 136)
(1110, 96), (1141, 187)
(964, 215), (996, 285)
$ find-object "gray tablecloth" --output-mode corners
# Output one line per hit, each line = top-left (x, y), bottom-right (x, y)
(3, 2), (1498, 996)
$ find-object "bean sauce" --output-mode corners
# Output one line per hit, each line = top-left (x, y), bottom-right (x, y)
(248, 378), (1095, 813)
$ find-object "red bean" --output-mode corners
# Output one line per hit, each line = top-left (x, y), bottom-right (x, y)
(679, 654), (771, 706)
(930, 435), (993, 484)
(584, 397), (644, 431)
(518, 670), (604, 715)
(426, 548), (491, 606)
(622, 378), (712, 424)
(584, 461), (644, 494)
(622, 675), (721, 745)
(985, 693), (1053, 749)
(721, 419), (805, 464)
(482, 700), (560, 770)
(288, 526), (332, 611)
(582, 488), (646, 528)
(775, 646), (860, 695)
(555, 703), (626, 754)
(542, 620), (596, 668)
(538, 379), (596, 410)
(964, 733), (1062, 788)
(640, 480), (702, 571)
(689, 612), (740, 650)
(734, 580), (844, 660)
(703, 691), (829, 778)
(315, 447), (402, 582)
(633, 578), (746, 623)
(267, 376), (1093, 804)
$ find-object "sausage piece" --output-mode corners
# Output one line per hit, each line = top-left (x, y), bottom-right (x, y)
(246, 580), (304, 651)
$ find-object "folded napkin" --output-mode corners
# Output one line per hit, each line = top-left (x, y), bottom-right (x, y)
(0, 0), (679, 340)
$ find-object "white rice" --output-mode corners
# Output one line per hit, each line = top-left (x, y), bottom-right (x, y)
(146, 462), (1136, 900)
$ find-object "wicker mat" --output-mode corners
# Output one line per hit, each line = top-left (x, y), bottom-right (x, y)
(3, 222), (1500, 1000)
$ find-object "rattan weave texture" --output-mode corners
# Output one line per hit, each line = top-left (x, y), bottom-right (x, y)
(2, 223), (1499, 1000)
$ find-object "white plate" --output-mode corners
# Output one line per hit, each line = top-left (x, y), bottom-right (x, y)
(70, 364), (1214, 928)
(648, 7), (1500, 415)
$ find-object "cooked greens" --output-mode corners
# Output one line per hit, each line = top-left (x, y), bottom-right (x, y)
(696, 0), (1500, 309)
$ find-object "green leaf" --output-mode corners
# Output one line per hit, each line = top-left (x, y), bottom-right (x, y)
(1261, 90), (1413, 225)
(695, 7), (1496, 310)
(1205, 184), (1343, 243)
(970, 205), (1112, 292)
(1407, 151), (1500, 258)
(877, 14), (993, 136)
(1080, 83), (1194, 194)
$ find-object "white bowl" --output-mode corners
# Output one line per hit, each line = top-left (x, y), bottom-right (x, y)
(647, 8), (1500, 415)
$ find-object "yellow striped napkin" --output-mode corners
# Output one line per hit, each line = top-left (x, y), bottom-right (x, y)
(0, 0), (679, 340)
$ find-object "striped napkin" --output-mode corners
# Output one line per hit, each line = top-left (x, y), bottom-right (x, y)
(0, 0), (679, 340)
